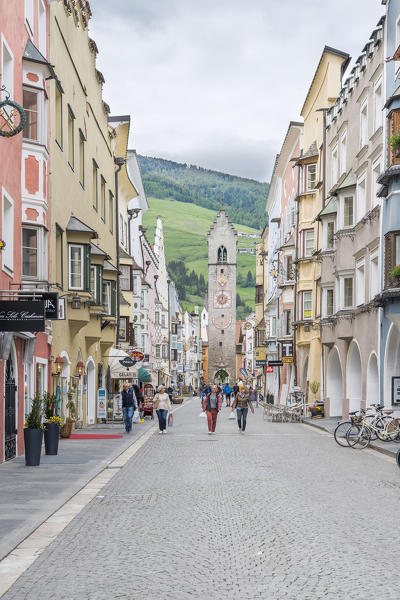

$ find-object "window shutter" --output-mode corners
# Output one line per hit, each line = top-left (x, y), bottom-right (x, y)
(129, 323), (134, 346)
(110, 280), (116, 316)
(84, 245), (91, 291)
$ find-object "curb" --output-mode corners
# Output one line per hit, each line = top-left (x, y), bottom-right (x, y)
(302, 419), (398, 459)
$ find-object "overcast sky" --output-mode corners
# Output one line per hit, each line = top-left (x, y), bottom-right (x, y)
(90, 1), (384, 182)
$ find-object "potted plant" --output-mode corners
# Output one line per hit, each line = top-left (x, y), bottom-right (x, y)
(388, 265), (400, 288)
(389, 131), (400, 158)
(309, 381), (320, 398)
(60, 395), (76, 438)
(43, 391), (61, 455)
(24, 393), (44, 466)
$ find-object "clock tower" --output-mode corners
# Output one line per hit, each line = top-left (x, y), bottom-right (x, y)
(207, 207), (237, 383)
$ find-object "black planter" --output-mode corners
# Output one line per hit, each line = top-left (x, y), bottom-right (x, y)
(24, 428), (43, 466)
(44, 422), (60, 455)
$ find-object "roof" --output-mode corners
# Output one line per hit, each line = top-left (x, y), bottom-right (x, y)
(297, 141), (318, 165)
(301, 46), (350, 116)
(66, 215), (97, 238)
(207, 206), (237, 238)
(23, 39), (56, 80)
(103, 261), (118, 272)
(336, 170), (357, 192)
(316, 197), (337, 221)
(90, 243), (110, 258)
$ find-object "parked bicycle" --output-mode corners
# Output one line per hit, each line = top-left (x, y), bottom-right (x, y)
(346, 405), (400, 449)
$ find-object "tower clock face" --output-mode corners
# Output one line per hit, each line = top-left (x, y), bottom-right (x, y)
(214, 291), (232, 308)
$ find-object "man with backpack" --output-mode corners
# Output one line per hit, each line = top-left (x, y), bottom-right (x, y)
(223, 382), (232, 406)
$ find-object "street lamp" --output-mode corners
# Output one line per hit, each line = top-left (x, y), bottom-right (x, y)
(71, 294), (81, 310)
(76, 361), (85, 377)
(54, 356), (64, 376)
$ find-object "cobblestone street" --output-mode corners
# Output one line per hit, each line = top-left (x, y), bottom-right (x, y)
(4, 398), (400, 600)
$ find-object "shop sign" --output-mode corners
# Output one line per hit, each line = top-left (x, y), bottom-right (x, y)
(57, 298), (66, 320)
(255, 346), (266, 361)
(119, 356), (136, 368)
(282, 357), (293, 363)
(130, 350), (144, 363)
(281, 341), (293, 359)
(240, 367), (248, 380)
(0, 300), (45, 332)
(268, 360), (283, 367)
(265, 366), (274, 373)
(42, 293), (59, 320)
(256, 360), (268, 367)
(172, 362), (178, 370)
(392, 377), (400, 404)
(97, 388), (107, 419)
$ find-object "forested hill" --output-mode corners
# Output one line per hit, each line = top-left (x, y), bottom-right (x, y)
(137, 155), (269, 230)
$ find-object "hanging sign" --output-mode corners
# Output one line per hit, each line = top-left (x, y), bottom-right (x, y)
(119, 356), (136, 368)
(240, 367), (248, 380)
(42, 292), (59, 319)
(281, 341), (293, 359)
(268, 360), (283, 367)
(0, 300), (45, 331)
(97, 388), (107, 419)
(265, 366), (274, 373)
(130, 350), (144, 363)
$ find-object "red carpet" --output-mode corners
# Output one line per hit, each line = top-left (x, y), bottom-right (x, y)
(68, 434), (123, 440)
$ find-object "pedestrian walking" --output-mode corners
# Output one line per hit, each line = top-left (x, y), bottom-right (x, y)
(121, 382), (138, 433)
(232, 383), (239, 397)
(153, 385), (172, 434)
(249, 387), (258, 408)
(223, 382), (232, 407)
(232, 385), (254, 434)
(202, 385), (223, 434)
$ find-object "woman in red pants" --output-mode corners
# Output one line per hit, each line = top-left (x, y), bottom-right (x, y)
(202, 385), (223, 434)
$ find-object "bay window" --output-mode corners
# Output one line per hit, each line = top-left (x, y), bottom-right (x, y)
(119, 317), (129, 342)
(322, 219), (335, 250)
(102, 280), (116, 316)
(322, 287), (334, 317)
(90, 264), (103, 304)
(23, 88), (41, 142)
(355, 260), (365, 306)
(298, 291), (312, 320)
(120, 265), (131, 291)
(384, 231), (400, 287)
(305, 163), (317, 191)
(301, 228), (314, 257)
(22, 228), (38, 278)
(341, 276), (354, 309)
(343, 196), (354, 228)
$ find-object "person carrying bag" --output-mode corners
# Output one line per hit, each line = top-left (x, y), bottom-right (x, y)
(153, 385), (172, 434)
(232, 385), (254, 434)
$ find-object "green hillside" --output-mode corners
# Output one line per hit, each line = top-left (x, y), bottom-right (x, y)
(143, 197), (260, 319)
(138, 155), (269, 230)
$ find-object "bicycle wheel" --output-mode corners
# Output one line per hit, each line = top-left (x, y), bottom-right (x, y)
(363, 414), (379, 440)
(396, 448), (400, 468)
(347, 425), (370, 449)
(334, 422), (358, 447)
(377, 417), (400, 442)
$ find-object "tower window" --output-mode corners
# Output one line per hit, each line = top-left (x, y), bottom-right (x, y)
(221, 330), (224, 334)
(219, 341), (222, 346)
(220, 269), (224, 274)
(217, 246), (227, 263)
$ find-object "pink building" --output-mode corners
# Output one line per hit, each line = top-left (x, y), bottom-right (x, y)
(0, 2), (52, 462)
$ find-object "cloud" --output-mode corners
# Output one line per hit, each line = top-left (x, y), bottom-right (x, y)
(90, 0), (384, 181)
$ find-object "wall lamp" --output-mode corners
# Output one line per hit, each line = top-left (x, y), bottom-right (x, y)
(54, 356), (64, 375)
(76, 361), (85, 377)
(71, 294), (81, 310)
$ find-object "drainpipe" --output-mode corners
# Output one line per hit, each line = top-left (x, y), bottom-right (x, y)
(114, 157), (125, 347)
(293, 160), (301, 387)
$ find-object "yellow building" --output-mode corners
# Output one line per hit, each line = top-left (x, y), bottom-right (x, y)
(49, 1), (119, 425)
(255, 225), (268, 389)
(295, 47), (349, 396)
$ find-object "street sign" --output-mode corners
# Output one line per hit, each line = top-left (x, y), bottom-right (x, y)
(256, 360), (268, 367)
(282, 357), (294, 363)
(268, 360), (283, 367)
(265, 366), (274, 373)
(281, 341), (293, 359)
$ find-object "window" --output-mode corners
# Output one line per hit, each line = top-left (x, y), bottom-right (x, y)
(306, 163), (317, 191)
(119, 317), (128, 342)
(100, 176), (106, 221)
(323, 220), (335, 250)
(2, 38), (13, 101)
(119, 214), (123, 244)
(25, 0), (34, 36)
(23, 89), (39, 142)
(120, 265), (131, 291)
(2, 191), (13, 273)
(270, 316), (277, 336)
(256, 285), (263, 304)
(55, 84), (62, 147)
(340, 133), (347, 176)
(323, 288), (334, 317)
(343, 277), (353, 308)
(360, 100), (368, 148)
(68, 244), (90, 290)
(283, 310), (292, 336)
(217, 246), (227, 262)
(79, 130), (85, 186)
(55, 225), (63, 287)
(343, 196), (354, 228)
(102, 280), (116, 316)
(109, 192), (114, 233)
(92, 161), (98, 210)
(384, 231), (400, 287)
(331, 145), (338, 188)
(38, 0), (46, 55)
(132, 275), (138, 295)
(299, 291), (312, 320)
(370, 251), (379, 298)
(171, 349), (178, 361)
(357, 176), (366, 221)
(301, 229), (314, 257)
(285, 255), (294, 279)
(68, 106), (74, 168)
(371, 158), (381, 210)
(162, 345), (168, 359)
(156, 345), (161, 359)
(374, 78), (383, 132)
(22, 228), (38, 278)
(90, 264), (102, 304)
(356, 260), (365, 306)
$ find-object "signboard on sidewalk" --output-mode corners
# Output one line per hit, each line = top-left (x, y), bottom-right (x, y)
(97, 388), (107, 419)
(0, 300), (45, 331)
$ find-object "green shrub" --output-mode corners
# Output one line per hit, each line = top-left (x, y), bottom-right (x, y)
(25, 393), (43, 429)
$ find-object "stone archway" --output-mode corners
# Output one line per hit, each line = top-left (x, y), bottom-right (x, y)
(346, 341), (362, 413)
(214, 370), (229, 383)
(366, 352), (379, 408)
(327, 347), (343, 417)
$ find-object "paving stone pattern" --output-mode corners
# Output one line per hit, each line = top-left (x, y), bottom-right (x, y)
(4, 400), (400, 599)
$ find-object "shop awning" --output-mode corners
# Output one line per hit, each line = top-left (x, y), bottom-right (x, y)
(138, 367), (152, 382)
(108, 349), (137, 379)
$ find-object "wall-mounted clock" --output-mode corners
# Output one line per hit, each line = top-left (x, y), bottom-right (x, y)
(214, 291), (232, 308)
